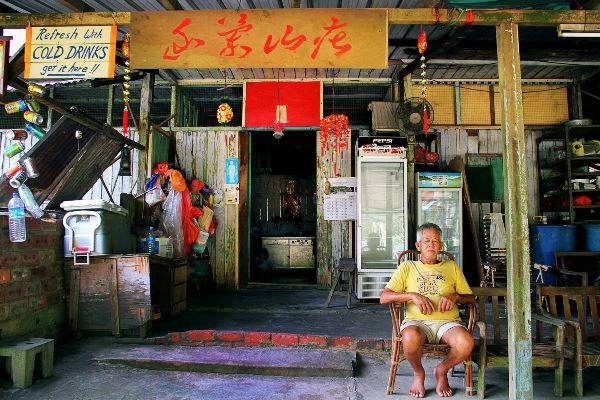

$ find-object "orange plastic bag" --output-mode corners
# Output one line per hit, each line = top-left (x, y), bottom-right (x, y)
(170, 170), (187, 192)
(181, 188), (203, 253)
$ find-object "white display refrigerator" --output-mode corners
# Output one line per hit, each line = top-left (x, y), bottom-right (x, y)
(416, 172), (463, 268)
(356, 137), (408, 299)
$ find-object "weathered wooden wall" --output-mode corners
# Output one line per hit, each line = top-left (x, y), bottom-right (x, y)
(175, 128), (239, 289)
(315, 133), (352, 288)
(437, 128), (544, 247)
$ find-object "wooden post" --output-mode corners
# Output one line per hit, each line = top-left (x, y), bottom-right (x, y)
(496, 22), (532, 400)
(107, 84), (114, 125)
(138, 72), (154, 192)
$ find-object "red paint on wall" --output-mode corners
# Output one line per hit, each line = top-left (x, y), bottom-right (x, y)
(243, 81), (322, 127)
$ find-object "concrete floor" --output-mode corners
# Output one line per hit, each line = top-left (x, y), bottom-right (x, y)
(2, 288), (599, 399)
(2, 338), (598, 399)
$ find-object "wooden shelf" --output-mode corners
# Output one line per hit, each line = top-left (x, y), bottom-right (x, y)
(568, 155), (600, 162)
(572, 189), (600, 193)
(572, 171), (600, 178)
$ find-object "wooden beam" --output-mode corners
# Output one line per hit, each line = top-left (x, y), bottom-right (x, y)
(0, 9), (597, 28)
(57, 0), (95, 12)
(388, 8), (600, 26)
(0, 12), (130, 27)
(496, 22), (533, 400)
(159, 0), (183, 10)
(138, 72), (155, 192)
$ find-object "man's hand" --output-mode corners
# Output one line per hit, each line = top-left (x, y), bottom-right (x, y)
(411, 293), (435, 315)
(438, 293), (459, 312)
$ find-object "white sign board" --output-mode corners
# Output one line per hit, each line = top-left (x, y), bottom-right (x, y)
(25, 25), (117, 79)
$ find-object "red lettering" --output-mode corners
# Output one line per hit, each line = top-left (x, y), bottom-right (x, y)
(263, 25), (307, 55)
(311, 17), (352, 60)
(162, 18), (206, 61)
(218, 13), (253, 58)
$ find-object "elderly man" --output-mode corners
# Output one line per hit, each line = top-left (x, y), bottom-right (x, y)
(380, 223), (475, 398)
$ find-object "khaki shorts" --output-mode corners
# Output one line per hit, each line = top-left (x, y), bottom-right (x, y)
(400, 319), (464, 344)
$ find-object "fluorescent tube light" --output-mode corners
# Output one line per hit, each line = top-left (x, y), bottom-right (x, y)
(558, 24), (600, 38)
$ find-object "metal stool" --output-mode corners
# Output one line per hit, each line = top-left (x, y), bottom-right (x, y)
(325, 258), (356, 309)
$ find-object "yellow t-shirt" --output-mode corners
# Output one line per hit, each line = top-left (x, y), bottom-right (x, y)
(385, 260), (473, 321)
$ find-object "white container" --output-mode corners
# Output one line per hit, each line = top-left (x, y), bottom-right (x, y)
(61, 200), (133, 259)
(156, 237), (174, 258)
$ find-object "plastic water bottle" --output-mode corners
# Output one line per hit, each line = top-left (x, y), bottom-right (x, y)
(17, 184), (44, 219)
(8, 192), (26, 242)
(146, 227), (157, 254)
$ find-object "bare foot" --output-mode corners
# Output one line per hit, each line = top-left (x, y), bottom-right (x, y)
(409, 372), (426, 398)
(434, 366), (453, 397)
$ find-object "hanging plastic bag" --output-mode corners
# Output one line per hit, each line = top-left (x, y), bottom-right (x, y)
(160, 187), (185, 258)
(145, 173), (166, 206)
(181, 188), (203, 254)
(169, 170), (187, 192)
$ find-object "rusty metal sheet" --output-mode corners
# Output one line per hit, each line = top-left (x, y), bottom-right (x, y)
(0, 114), (125, 209)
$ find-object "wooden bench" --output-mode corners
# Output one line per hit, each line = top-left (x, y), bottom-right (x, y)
(536, 286), (600, 397)
(473, 287), (565, 398)
(0, 337), (54, 388)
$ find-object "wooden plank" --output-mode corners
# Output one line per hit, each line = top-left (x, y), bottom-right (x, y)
(0, 12), (131, 27)
(496, 22), (532, 400)
(492, 295), (501, 344)
(109, 259), (120, 335)
(130, 10), (388, 69)
(137, 72), (154, 193)
(387, 8), (600, 26)
(68, 267), (80, 332)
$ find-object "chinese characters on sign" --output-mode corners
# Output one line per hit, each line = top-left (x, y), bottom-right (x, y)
(25, 25), (117, 79)
(131, 9), (387, 69)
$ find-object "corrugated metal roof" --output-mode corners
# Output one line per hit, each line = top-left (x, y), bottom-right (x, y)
(1, 0), (595, 82)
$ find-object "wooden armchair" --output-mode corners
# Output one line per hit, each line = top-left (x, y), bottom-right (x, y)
(536, 286), (600, 397)
(473, 287), (565, 398)
(386, 250), (476, 395)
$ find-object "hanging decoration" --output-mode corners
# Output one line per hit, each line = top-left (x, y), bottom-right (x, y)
(217, 97), (234, 125)
(273, 69), (287, 139)
(319, 114), (349, 177)
(119, 32), (132, 176)
(217, 70), (234, 125)
(417, 27), (430, 134)
(319, 72), (349, 177)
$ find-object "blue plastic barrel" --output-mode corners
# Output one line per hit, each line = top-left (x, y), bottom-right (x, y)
(530, 225), (577, 284)
(583, 224), (600, 251)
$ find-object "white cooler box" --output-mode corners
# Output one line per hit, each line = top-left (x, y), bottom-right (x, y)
(61, 200), (135, 264)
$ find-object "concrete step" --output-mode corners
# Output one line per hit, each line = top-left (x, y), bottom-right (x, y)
(95, 345), (356, 378)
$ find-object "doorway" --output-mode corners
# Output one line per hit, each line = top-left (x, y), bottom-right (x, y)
(248, 131), (317, 284)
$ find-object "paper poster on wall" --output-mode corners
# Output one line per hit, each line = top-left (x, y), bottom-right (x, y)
(323, 177), (356, 221)
(225, 157), (239, 185)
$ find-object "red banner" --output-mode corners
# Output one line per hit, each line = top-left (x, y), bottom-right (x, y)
(243, 81), (322, 128)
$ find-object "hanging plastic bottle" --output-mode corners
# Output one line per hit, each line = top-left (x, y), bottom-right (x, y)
(4, 100), (28, 114)
(23, 111), (43, 125)
(5, 129), (28, 141)
(3, 142), (25, 158)
(8, 192), (26, 242)
(25, 123), (46, 139)
(18, 184), (44, 219)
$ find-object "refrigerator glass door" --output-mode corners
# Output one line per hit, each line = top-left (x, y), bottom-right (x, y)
(418, 189), (461, 266)
(359, 161), (406, 270)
